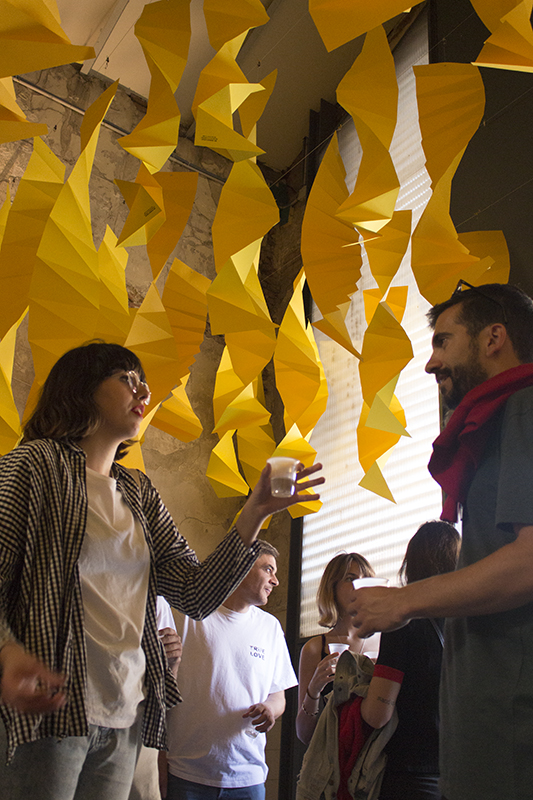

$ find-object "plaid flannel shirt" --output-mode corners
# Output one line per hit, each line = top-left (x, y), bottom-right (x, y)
(0, 439), (260, 758)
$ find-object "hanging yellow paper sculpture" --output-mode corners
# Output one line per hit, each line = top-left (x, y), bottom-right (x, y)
(192, 32), (249, 117)
(411, 64), (493, 304)
(115, 165), (165, 248)
(96, 226), (132, 346)
(335, 26), (400, 236)
(0, 312), (24, 454)
(0, 136), (64, 340)
(207, 239), (277, 381)
(124, 281), (180, 408)
(308, 0), (416, 53)
(364, 210), (412, 295)
(204, 0), (269, 52)
(212, 160), (279, 272)
(146, 172), (198, 279)
(359, 293), (412, 403)
(357, 292), (412, 501)
(213, 378), (270, 436)
(162, 257), (211, 382)
(238, 70), (277, 148)
(115, 168), (199, 278)
(206, 430), (250, 498)
(301, 132), (362, 358)
(119, 0), (192, 173)
(0, 0), (94, 78)
(195, 83), (266, 161)
(471, 0), (533, 72)
(153, 375), (203, 443)
(28, 80), (119, 387)
(274, 273), (328, 438)
(0, 77), (47, 144)
(457, 230), (510, 285)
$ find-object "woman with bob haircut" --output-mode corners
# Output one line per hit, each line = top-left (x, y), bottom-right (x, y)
(0, 341), (324, 800)
(360, 520), (460, 800)
(296, 551), (377, 745)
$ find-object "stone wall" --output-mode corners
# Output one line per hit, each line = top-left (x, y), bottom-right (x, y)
(0, 63), (308, 799)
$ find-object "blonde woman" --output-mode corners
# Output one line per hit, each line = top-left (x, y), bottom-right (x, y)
(296, 552), (378, 745)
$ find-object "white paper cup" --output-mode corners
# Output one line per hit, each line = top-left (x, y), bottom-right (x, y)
(267, 457), (299, 497)
(352, 577), (389, 589)
(327, 643), (350, 655)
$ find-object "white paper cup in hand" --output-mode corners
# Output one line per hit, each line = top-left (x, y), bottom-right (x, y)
(327, 643), (350, 655)
(267, 457), (299, 497)
(352, 577), (389, 589)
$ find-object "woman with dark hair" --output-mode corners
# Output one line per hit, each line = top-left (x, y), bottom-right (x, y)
(361, 521), (460, 800)
(0, 341), (324, 800)
(296, 551), (378, 745)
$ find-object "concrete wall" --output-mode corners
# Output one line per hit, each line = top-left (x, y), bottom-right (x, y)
(1, 63), (307, 800)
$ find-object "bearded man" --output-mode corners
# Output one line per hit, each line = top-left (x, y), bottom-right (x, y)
(351, 282), (533, 800)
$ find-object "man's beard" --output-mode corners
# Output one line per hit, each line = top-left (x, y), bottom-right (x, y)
(439, 351), (489, 411)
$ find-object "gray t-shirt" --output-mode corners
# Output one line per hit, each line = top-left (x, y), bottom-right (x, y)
(440, 385), (533, 800)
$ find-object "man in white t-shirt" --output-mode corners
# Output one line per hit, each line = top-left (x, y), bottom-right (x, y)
(165, 540), (297, 800)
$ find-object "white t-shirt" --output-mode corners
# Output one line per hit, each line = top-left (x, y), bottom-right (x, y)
(166, 604), (297, 788)
(79, 467), (150, 727)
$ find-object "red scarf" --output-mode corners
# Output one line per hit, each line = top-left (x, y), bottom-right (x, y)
(428, 364), (533, 522)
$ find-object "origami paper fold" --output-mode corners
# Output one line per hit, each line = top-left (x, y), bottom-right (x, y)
(357, 374), (409, 503)
(225, 329), (277, 387)
(204, 0), (269, 53)
(457, 230), (510, 285)
(0, 0), (94, 78)
(152, 374), (203, 442)
(238, 69), (277, 143)
(411, 63), (489, 304)
(308, 0), (416, 53)
(96, 226), (132, 346)
(191, 32), (249, 119)
(119, 0), (192, 172)
(0, 77), (48, 144)
(162, 257), (210, 382)
(364, 209), (412, 295)
(206, 430), (250, 497)
(28, 80), (119, 386)
(115, 164), (167, 248)
(146, 171), (198, 279)
(0, 136), (64, 340)
(116, 167), (198, 273)
(472, 0), (533, 72)
(195, 83), (265, 161)
(207, 241), (276, 338)
(302, 133), (362, 314)
(274, 274), (328, 437)
(335, 27), (399, 235)
(358, 458), (396, 502)
(124, 281), (181, 407)
(211, 160), (279, 274)
(358, 300), (413, 405)
(301, 133), (362, 359)
(213, 346), (247, 428)
(213, 378), (270, 436)
(0, 311), (24, 455)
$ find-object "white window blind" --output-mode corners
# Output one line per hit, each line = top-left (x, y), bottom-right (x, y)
(301, 10), (443, 639)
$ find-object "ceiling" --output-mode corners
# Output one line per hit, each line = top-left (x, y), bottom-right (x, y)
(54, 0), (401, 172)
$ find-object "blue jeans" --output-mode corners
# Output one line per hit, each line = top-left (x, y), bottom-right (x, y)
(0, 714), (142, 800)
(167, 773), (265, 800)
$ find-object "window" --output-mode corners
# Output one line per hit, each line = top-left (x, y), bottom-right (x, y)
(301, 10), (443, 638)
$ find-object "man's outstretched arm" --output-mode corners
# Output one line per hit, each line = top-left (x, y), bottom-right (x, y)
(350, 523), (533, 636)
